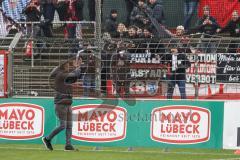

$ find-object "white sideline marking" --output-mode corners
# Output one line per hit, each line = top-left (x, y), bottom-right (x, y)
(211, 158), (240, 160)
(0, 146), (238, 157)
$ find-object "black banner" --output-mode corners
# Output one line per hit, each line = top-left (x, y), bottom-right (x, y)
(186, 53), (217, 84)
(129, 53), (167, 80)
(217, 54), (240, 83)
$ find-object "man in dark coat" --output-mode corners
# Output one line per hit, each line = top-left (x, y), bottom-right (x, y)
(111, 49), (130, 97)
(148, 0), (165, 24)
(130, 0), (150, 28)
(163, 45), (191, 99)
(195, 5), (220, 53)
(42, 57), (81, 151)
(104, 9), (118, 38)
(218, 10), (240, 53)
(125, 0), (138, 26)
(184, 0), (199, 30)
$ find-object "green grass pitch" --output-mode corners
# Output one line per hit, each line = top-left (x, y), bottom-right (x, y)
(0, 144), (240, 160)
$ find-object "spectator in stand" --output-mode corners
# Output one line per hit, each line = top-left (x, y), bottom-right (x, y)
(22, 0), (41, 37)
(0, 8), (9, 37)
(41, 0), (57, 22)
(88, 0), (103, 21)
(7, 24), (19, 36)
(125, 0), (138, 26)
(55, 0), (68, 21)
(195, 5), (220, 53)
(130, 0), (150, 28)
(126, 25), (138, 38)
(111, 46), (130, 97)
(218, 10), (240, 53)
(65, 0), (78, 39)
(143, 27), (153, 38)
(175, 25), (194, 54)
(147, 0), (172, 38)
(75, 0), (84, 21)
(184, 0), (199, 30)
(126, 26), (138, 53)
(104, 9), (118, 38)
(83, 50), (96, 97)
(40, 0), (57, 37)
(163, 44), (191, 99)
(136, 27), (143, 37)
(175, 25), (185, 37)
(148, 0), (165, 24)
(116, 23), (128, 38)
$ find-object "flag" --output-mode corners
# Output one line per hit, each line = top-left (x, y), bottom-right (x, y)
(2, 0), (30, 21)
(198, 0), (240, 27)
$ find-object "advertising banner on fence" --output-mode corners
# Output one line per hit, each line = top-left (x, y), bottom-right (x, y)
(223, 101), (240, 149)
(0, 50), (7, 98)
(151, 105), (211, 144)
(72, 104), (127, 142)
(217, 54), (240, 83)
(0, 98), (224, 149)
(0, 103), (44, 140)
(186, 53), (217, 84)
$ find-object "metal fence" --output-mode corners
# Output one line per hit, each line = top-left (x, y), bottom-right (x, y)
(6, 27), (240, 99)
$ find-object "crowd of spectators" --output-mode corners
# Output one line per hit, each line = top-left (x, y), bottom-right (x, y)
(1, 0), (240, 42)
(1, 0), (240, 98)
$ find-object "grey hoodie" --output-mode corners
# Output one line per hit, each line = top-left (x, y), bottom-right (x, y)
(50, 66), (78, 104)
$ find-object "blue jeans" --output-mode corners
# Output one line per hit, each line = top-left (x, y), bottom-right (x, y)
(167, 80), (186, 99)
(184, 1), (198, 30)
(83, 74), (95, 97)
(42, 3), (55, 22)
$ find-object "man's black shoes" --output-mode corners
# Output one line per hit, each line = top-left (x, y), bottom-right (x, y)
(64, 145), (77, 151)
(42, 137), (53, 151)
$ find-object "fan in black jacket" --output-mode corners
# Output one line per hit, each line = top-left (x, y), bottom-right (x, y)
(195, 5), (220, 53)
(104, 9), (118, 38)
(218, 10), (240, 53)
(163, 47), (191, 99)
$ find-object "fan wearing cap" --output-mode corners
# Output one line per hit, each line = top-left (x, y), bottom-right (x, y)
(163, 44), (191, 99)
(195, 5), (220, 53)
(175, 25), (194, 54)
(104, 9), (119, 38)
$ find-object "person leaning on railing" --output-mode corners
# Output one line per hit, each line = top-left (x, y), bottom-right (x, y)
(22, 0), (41, 37)
(115, 23), (128, 38)
(195, 5), (220, 53)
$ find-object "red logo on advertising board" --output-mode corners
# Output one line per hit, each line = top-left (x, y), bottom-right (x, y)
(72, 104), (127, 142)
(0, 103), (44, 140)
(151, 106), (211, 144)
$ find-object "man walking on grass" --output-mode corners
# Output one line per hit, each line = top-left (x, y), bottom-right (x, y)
(42, 56), (82, 151)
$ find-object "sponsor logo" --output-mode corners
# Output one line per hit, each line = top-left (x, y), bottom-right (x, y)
(146, 81), (158, 96)
(72, 104), (127, 142)
(0, 103), (44, 140)
(129, 81), (159, 96)
(151, 105), (211, 144)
